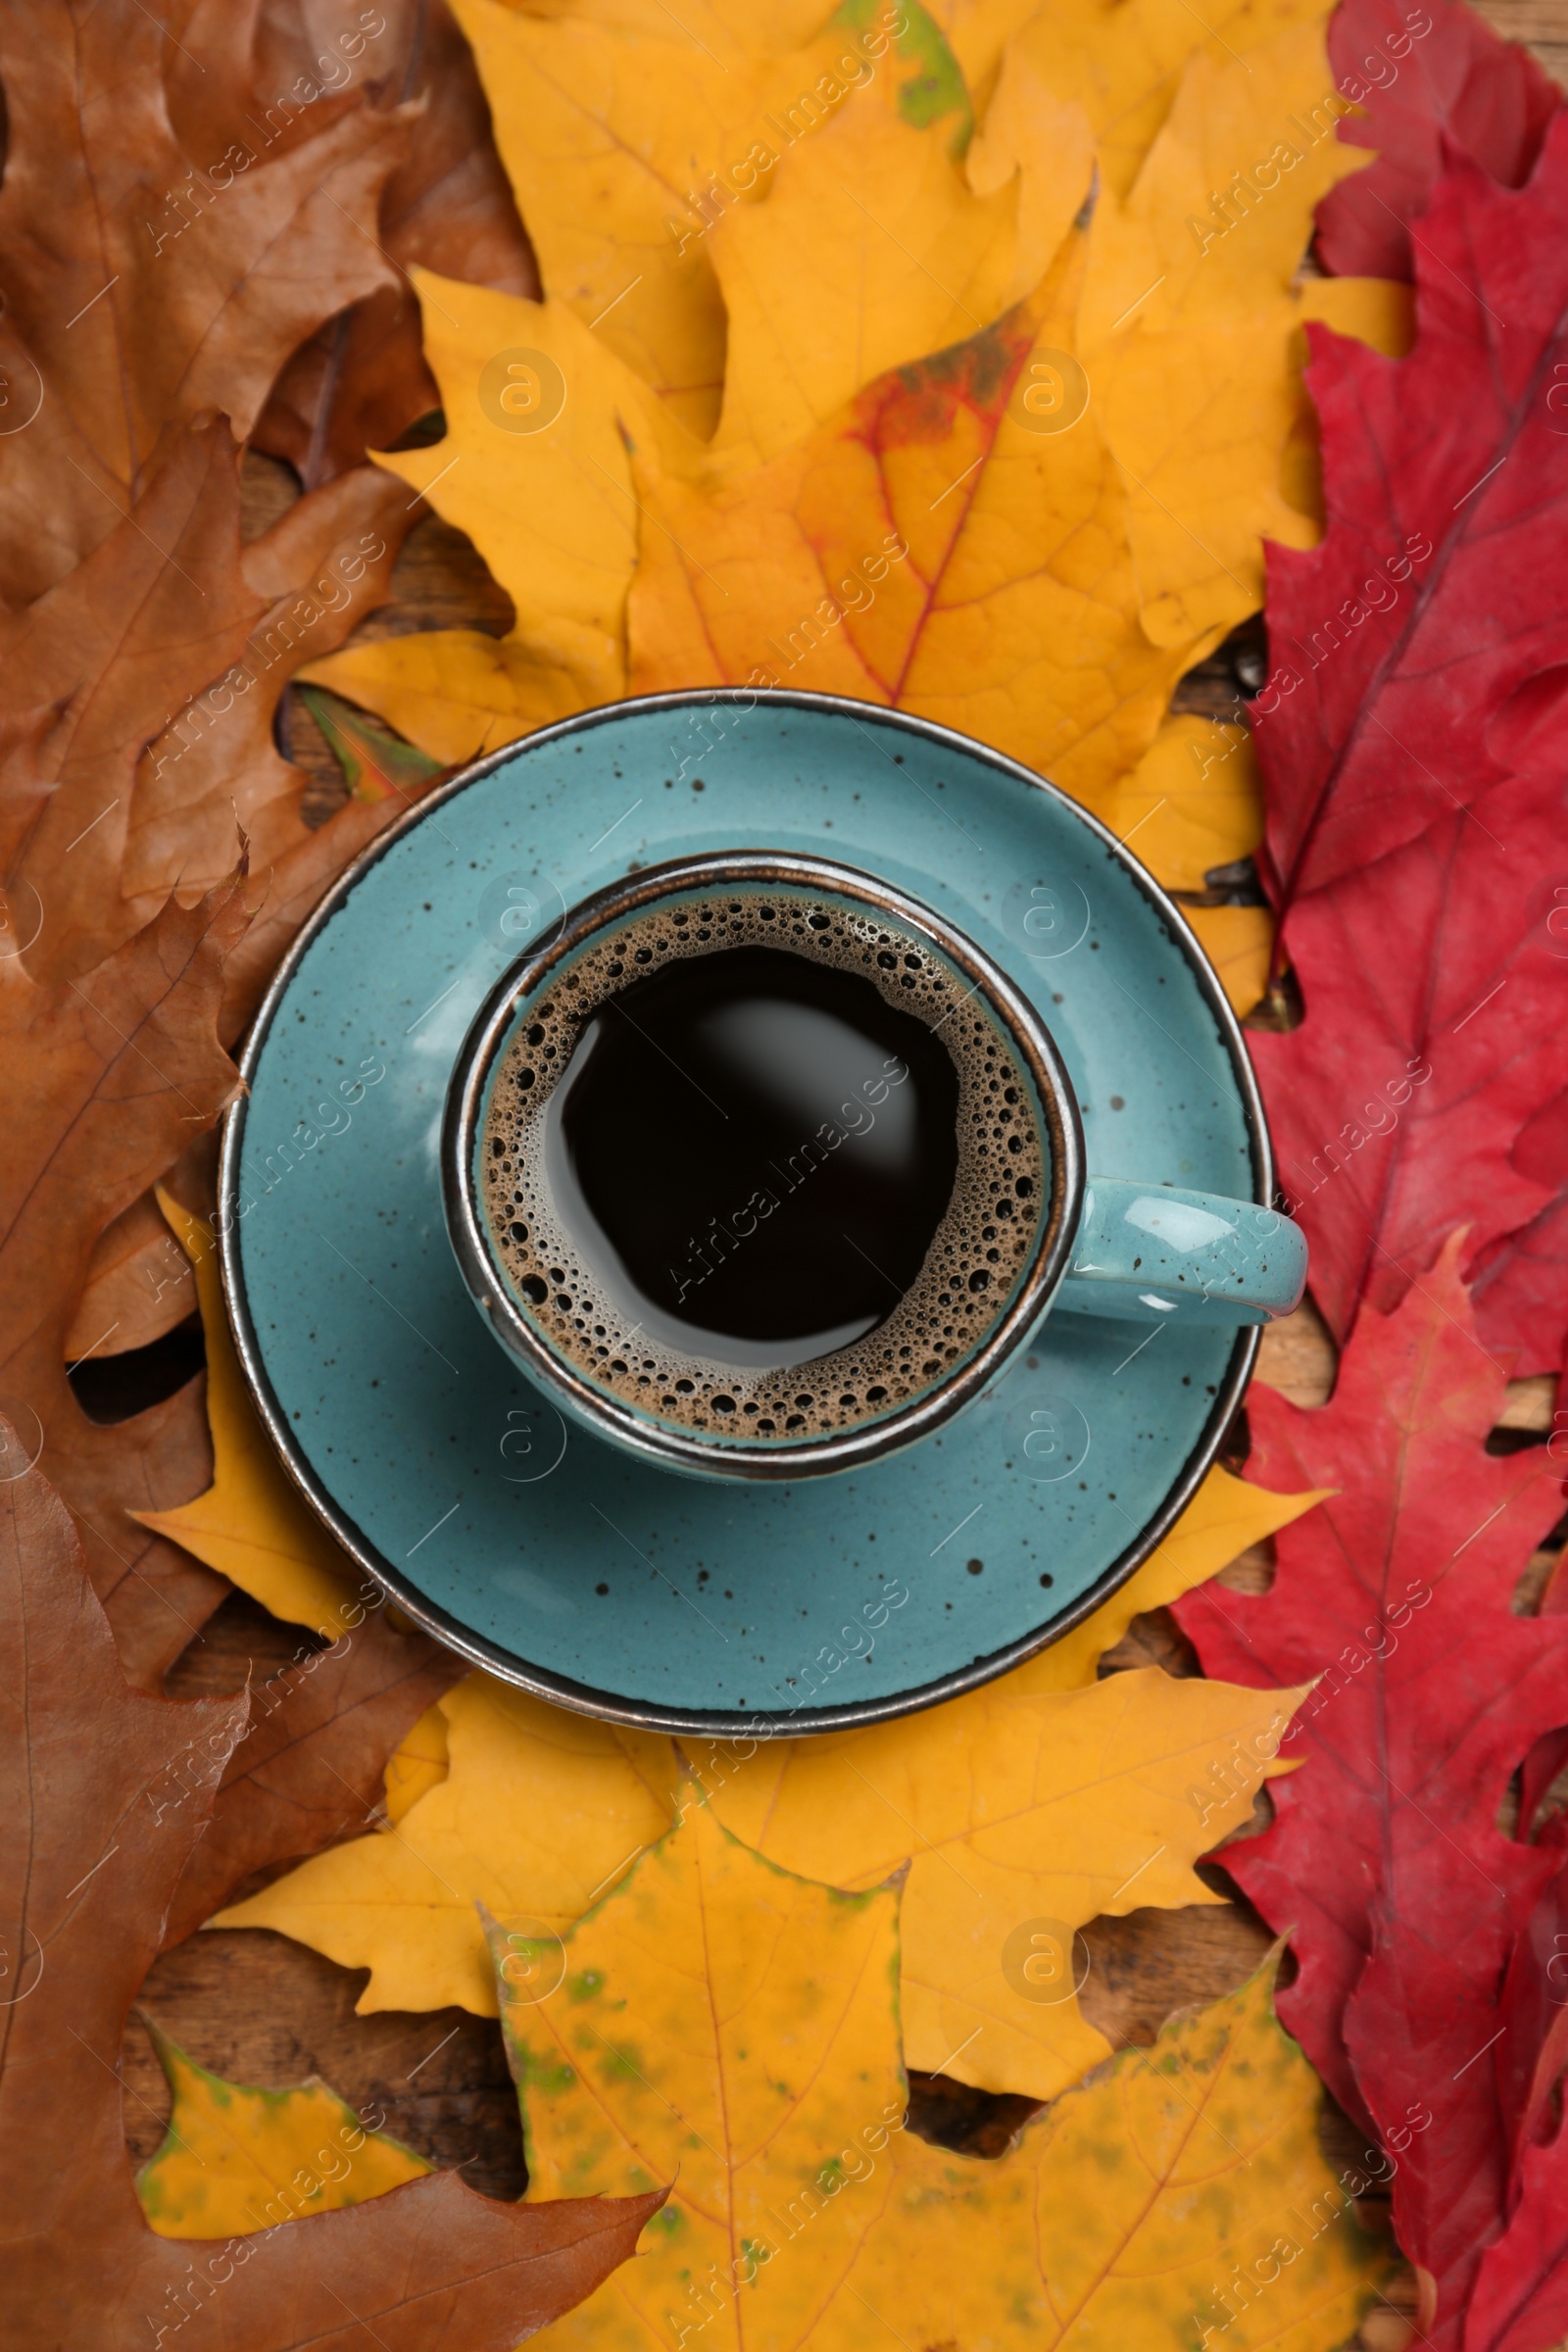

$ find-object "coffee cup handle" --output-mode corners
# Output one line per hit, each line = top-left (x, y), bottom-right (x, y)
(1053, 1178), (1307, 1326)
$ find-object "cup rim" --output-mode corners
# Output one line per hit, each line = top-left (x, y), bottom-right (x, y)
(442, 851), (1086, 1481)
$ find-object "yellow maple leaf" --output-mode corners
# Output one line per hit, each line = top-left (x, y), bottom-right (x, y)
(452, 0), (975, 440)
(302, 17), (1401, 832)
(210, 1464), (1320, 2051)
(213, 1677), (681, 2016)
(1281, 274), (1416, 521)
(1076, 19), (1370, 646)
(134, 2025), (428, 2240)
(1186, 902), (1274, 1017)
(697, 1662), (1308, 2100)
(305, 274), (687, 761)
(495, 1799), (1390, 2351)
(1112, 712), (1262, 889)
(992, 0), (1336, 208)
(217, 1657), (1313, 2111)
(923, 0), (1042, 93)
(132, 1192), (366, 1637)
(856, 1958), (1394, 2351)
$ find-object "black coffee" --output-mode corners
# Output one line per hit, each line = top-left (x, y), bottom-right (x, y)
(481, 889), (1046, 1441)
(554, 944), (959, 1357)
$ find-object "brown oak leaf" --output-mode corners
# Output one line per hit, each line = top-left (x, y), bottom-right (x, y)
(0, 0), (413, 603)
(0, 1442), (661, 2348)
(163, 1604), (462, 1951)
(0, 873), (250, 1682)
(256, 0), (539, 484)
(0, 417), (438, 1023)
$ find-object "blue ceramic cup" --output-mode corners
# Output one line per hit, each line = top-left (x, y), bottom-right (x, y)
(444, 853), (1304, 1484)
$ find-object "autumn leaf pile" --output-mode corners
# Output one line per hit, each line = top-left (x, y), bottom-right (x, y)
(2, 0), (1566, 2347)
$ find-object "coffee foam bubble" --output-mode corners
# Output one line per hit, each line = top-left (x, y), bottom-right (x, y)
(480, 889), (1049, 1441)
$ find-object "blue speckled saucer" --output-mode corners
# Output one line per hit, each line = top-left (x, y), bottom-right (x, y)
(220, 691), (1266, 1734)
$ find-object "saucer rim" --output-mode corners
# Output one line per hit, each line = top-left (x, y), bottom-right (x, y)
(220, 687), (1268, 1736)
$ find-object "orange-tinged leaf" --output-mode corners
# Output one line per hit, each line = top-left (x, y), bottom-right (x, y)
(497, 1808), (1390, 2352)
(707, 4), (1083, 466)
(630, 237), (1195, 812)
(133, 1193), (366, 1639)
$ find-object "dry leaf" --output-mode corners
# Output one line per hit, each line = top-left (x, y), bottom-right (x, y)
(135, 2027), (430, 2238)
(0, 0), (411, 603)
(162, 1600), (462, 1956)
(0, 1442), (661, 2349)
(0, 874), (248, 1685)
(0, 422), (268, 985)
(492, 1794), (1390, 2351)
(66, 1186), (203, 1364)
(0, 418), (425, 1009)
(255, 0), (538, 485)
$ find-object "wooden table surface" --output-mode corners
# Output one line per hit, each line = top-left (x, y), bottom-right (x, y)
(114, 14), (1564, 2340)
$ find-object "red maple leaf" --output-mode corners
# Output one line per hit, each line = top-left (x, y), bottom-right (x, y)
(1250, 764), (1568, 1360)
(1249, 115), (1568, 1361)
(1253, 112), (1568, 913)
(1462, 1831), (1568, 2350)
(1469, 1087), (1568, 1371)
(1315, 0), (1558, 281)
(1174, 1241), (1568, 2346)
